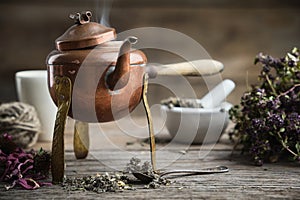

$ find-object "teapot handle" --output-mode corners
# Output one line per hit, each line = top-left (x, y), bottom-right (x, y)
(146, 59), (224, 78)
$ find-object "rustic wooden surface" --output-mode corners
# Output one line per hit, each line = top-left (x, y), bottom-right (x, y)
(0, 118), (299, 199)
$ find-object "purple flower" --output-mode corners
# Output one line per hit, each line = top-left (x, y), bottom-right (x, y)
(0, 134), (51, 190)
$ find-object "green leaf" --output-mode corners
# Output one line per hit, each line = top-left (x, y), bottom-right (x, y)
(292, 47), (299, 54)
(279, 127), (285, 133)
(287, 53), (297, 62)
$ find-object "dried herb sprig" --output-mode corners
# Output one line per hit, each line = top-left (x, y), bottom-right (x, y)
(125, 157), (171, 189)
(229, 47), (300, 166)
(0, 133), (51, 190)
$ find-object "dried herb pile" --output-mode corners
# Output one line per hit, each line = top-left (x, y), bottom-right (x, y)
(62, 157), (171, 193)
(124, 157), (171, 189)
(229, 48), (300, 165)
(0, 133), (51, 190)
(62, 172), (132, 193)
(0, 132), (170, 193)
(161, 97), (202, 108)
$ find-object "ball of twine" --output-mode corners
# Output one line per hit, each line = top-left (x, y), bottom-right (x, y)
(0, 102), (41, 148)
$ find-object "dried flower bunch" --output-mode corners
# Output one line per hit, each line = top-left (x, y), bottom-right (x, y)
(0, 133), (51, 190)
(229, 48), (300, 165)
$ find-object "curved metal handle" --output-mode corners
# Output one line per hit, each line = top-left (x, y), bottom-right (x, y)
(160, 166), (229, 177)
(51, 76), (72, 184)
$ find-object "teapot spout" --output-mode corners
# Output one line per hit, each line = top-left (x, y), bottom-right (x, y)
(106, 36), (138, 90)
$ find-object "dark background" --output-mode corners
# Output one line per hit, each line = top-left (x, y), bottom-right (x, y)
(0, 0), (299, 105)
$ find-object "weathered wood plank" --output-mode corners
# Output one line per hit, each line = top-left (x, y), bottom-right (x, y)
(2, 118), (299, 199)
(1, 149), (299, 200)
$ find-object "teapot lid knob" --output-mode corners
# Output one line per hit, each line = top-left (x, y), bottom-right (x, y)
(69, 11), (92, 25)
(55, 11), (116, 51)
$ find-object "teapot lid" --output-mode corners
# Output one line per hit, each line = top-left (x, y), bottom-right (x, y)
(55, 11), (116, 51)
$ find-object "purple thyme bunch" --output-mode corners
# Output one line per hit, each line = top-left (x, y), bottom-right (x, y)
(230, 48), (300, 165)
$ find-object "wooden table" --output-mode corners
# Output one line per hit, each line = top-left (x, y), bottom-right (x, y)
(1, 118), (299, 199)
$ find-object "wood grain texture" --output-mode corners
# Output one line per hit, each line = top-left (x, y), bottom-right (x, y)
(1, 149), (299, 199)
(1, 118), (299, 199)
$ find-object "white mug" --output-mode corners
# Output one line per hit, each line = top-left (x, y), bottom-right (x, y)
(15, 70), (57, 142)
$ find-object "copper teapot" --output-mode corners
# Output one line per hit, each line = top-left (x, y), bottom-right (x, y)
(46, 11), (224, 123)
(46, 11), (224, 184)
(46, 11), (147, 123)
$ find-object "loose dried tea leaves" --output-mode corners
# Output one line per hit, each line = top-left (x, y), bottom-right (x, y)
(161, 97), (202, 109)
(125, 157), (171, 189)
(62, 173), (133, 193)
(0, 134), (51, 190)
(124, 157), (154, 176)
(62, 157), (171, 193)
